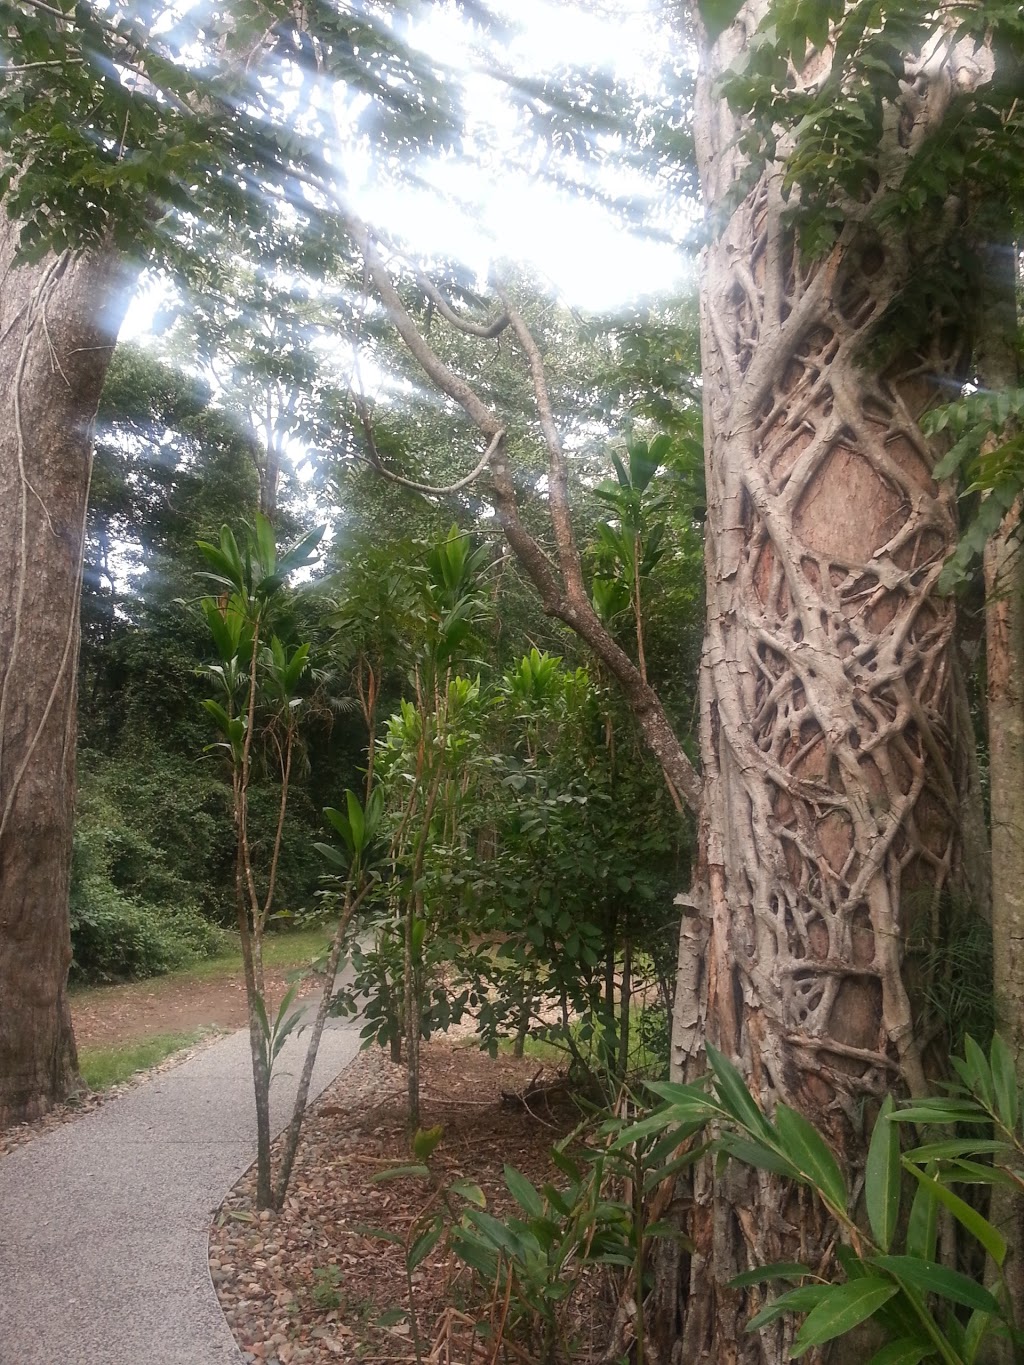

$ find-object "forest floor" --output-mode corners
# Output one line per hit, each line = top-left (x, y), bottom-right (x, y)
(210, 1041), (613, 1365)
(14, 936), (616, 1360)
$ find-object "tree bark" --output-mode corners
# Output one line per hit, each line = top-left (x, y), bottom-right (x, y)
(0, 235), (133, 1127)
(976, 232), (1024, 1350)
(669, 9), (993, 1361)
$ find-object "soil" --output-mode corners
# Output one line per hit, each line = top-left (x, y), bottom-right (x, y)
(71, 963), (317, 1051)
(8, 957), (623, 1359)
(210, 1042), (617, 1365)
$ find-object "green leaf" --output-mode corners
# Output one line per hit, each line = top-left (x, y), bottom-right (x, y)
(706, 1044), (776, 1144)
(865, 1097), (900, 1252)
(865, 1342), (929, 1365)
(408, 1216), (444, 1271)
(868, 1255), (999, 1314)
(902, 1161), (1007, 1266)
(718, 1133), (799, 1179)
(504, 1165), (545, 1217)
(277, 524), (325, 577)
(790, 1278), (899, 1357)
(745, 1285), (832, 1333)
(371, 1164), (430, 1183)
(890, 1100), (990, 1125)
(345, 789), (366, 856)
(254, 511), (277, 576)
(905, 1173), (938, 1262)
(989, 1034), (1019, 1133)
(412, 1125), (443, 1160)
(450, 1180), (486, 1208)
(775, 1105), (847, 1211)
(698, 0), (744, 42)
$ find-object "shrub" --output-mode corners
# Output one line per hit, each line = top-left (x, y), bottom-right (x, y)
(69, 876), (223, 981)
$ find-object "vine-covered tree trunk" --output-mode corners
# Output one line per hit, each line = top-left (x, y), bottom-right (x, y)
(0, 233), (132, 1127)
(666, 9), (993, 1361)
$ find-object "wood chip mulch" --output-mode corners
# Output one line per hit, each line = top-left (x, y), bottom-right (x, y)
(210, 1041), (617, 1364)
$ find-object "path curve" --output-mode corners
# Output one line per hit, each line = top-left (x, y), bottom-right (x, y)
(0, 1013), (361, 1364)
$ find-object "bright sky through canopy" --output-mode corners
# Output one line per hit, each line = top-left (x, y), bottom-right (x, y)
(356, 0), (693, 310)
(122, 0), (693, 341)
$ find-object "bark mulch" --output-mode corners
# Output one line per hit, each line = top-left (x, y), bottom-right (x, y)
(210, 1041), (617, 1364)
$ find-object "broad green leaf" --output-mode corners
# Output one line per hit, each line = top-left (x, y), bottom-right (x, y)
(718, 1133), (799, 1179)
(869, 1256), (999, 1313)
(989, 1034), (1019, 1133)
(745, 1284), (832, 1333)
(412, 1125), (443, 1160)
(504, 1164), (545, 1217)
(865, 1097), (900, 1251)
(902, 1161), (1007, 1266)
(277, 524), (325, 577)
(904, 1139), (1010, 1163)
(371, 1163), (430, 1183)
(706, 1044), (776, 1144)
(345, 789), (366, 855)
(450, 1180), (486, 1208)
(891, 1100), (990, 1125)
(408, 1216), (444, 1271)
(775, 1104), (847, 1211)
(698, 0), (744, 43)
(905, 1173), (938, 1261)
(790, 1278), (899, 1357)
(254, 511), (277, 576)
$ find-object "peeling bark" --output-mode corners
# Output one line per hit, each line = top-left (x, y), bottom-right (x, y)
(0, 234), (133, 1127)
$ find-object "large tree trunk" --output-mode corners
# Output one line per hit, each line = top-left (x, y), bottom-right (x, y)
(0, 234), (132, 1128)
(975, 230), (1024, 1350)
(667, 9), (992, 1361)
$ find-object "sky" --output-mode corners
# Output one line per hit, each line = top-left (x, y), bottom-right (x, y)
(122, 0), (696, 340)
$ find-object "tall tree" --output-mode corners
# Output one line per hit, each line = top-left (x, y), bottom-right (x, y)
(0, 0), (466, 1126)
(0, 240), (132, 1126)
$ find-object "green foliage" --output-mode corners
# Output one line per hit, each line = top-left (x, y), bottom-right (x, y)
(70, 765), (227, 981)
(611, 1035), (1024, 1363)
(921, 388), (1024, 592)
(69, 872), (223, 983)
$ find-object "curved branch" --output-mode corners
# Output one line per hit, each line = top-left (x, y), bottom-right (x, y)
(363, 426), (505, 496)
(414, 272), (510, 339)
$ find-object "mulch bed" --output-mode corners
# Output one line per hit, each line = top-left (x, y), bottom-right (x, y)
(210, 1042), (618, 1364)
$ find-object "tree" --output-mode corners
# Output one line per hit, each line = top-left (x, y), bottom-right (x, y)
(670, 4), (1023, 1360)
(0, 239), (133, 1127)
(0, 0), (466, 1126)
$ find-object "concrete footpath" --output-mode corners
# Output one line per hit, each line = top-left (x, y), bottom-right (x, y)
(0, 1013), (362, 1365)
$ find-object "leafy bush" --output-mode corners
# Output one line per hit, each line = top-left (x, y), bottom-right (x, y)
(69, 876), (223, 982)
(70, 787), (226, 982)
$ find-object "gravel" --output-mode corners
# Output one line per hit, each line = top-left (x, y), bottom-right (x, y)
(0, 1011), (361, 1365)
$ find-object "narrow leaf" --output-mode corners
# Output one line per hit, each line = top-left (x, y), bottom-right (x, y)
(865, 1097), (900, 1251)
(790, 1279), (899, 1357)
(902, 1161), (1007, 1266)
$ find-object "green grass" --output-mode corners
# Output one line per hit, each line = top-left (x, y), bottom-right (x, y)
(186, 924), (333, 979)
(78, 1030), (215, 1089)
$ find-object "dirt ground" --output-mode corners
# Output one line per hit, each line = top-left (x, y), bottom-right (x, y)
(71, 963), (317, 1050)
(210, 1042), (616, 1365)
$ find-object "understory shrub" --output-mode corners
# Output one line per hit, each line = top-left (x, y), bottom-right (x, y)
(69, 877), (224, 982)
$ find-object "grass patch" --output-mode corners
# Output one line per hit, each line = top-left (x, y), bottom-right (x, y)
(79, 1030), (215, 1090)
(184, 925), (333, 980)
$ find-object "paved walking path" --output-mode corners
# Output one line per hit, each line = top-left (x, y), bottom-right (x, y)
(0, 1013), (361, 1365)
